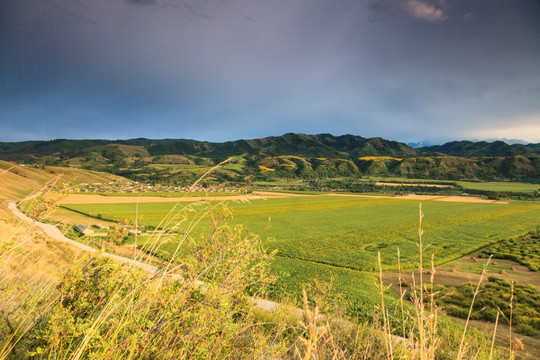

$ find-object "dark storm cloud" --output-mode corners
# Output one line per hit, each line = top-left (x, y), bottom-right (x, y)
(1, 0), (539, 143)
(124, 0), (157, 6)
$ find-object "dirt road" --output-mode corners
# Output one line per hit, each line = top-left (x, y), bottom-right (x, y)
(7, 201), (287, 313)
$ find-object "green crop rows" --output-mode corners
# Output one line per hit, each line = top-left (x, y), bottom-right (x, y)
(434, 277), (540, 336)
(479, 234), (540, 271)
(64, 196), (540, 313)
(457, 181), (540, 194)
(67, 196), (540, 270)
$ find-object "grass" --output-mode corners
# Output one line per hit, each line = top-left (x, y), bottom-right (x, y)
(359, 156), (403, 161)
(57, 194), (540, 329)
(1, 177), (520, 359)
(4, 160), (536, 359)
(0, 160), (124, 200)
(253, 179), (305, 186)
(147, 163), (212, 171)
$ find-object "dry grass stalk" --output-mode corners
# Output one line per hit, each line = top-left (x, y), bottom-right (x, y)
(428, 254), (438, 360)
(377, 251), (392, 360)
(298, 288), (329, 360)
(456, 254), (492, 360)
(416, 203), (428, 360)
(489, 311), (500, 360)
(397, 247), (407, 342)
(509, 280), (515, 360)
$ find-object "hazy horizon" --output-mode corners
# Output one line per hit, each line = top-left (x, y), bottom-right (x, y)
(1, 131), (538, 148)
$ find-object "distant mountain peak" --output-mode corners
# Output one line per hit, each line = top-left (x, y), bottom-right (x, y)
(481, 138), (530, 145)
(407, 141), (436, 149)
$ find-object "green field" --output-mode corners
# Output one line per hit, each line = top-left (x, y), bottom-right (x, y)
(457, 181), (540, 194)
(368, 177), (540, 194)
(63, 195), (540, 313)
(65, 196), (540, 270)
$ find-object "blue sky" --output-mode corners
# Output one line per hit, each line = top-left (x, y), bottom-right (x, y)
(1, 0), (539, 143)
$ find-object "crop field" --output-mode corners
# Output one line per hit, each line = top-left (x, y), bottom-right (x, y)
(456, 181), (540, 194)
(57, 195), (540, 313)
(63, 196), (540, 271)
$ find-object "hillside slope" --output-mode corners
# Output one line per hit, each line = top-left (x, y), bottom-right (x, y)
(0, 133), (421, 160)
(1, 135), (540, 182)
(423, 140), (540, 157)
(0, 160), (127, 201)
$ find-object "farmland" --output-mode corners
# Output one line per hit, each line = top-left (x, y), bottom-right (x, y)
(56, 194), (540, 311)
(4, 159), (540, 358)
(61, 196), (539, 268)
(456, 181), (540, 194)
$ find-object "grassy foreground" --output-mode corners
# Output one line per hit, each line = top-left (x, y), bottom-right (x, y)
(0, 162), (532, 359)
(1, 197), (509, 359)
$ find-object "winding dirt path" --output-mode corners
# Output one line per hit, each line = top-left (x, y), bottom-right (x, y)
(7, 201), (284, 312)
(8, 201), (159, 273)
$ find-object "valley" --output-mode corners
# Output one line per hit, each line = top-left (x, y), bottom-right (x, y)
(1, 135), (539, 359)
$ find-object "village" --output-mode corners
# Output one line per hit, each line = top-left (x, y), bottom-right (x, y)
(77, 181), (245, 194)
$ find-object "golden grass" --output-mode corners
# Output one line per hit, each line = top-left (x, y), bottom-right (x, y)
(277, 155), (305, 160)
(359, 156), (403, 161)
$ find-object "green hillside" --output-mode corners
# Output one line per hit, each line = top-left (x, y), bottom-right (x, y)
(1, 134), (539, 184)
(423, 140), (540, 157)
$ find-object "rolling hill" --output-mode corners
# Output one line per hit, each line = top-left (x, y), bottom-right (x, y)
(1, 134), (539, 183)
(423, 140), (540, 157)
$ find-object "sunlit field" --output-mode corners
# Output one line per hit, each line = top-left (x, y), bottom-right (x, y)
(62, 196), (540, 270)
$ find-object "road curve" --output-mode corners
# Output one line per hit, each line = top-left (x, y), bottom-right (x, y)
(7, 201), (286, 312)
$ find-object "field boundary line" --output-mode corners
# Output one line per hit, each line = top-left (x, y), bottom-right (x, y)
(58, 205), (119, 223)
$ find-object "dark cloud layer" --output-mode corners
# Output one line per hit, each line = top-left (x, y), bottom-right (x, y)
(124, 0), (156, 6)
(1, 0), (539, 143)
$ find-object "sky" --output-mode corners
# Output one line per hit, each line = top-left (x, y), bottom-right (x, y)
(1, 0), (539, 144)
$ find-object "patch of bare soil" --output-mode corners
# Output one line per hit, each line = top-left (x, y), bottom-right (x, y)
(434, 196), (508, 204)
(251, 191), (314, 197)
(327, 193), (399, 199)
(58, 194), (265, 204)
(397, 194), (446, 200)
(59, 191), (315, 205)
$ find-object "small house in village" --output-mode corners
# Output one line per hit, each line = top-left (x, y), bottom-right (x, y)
(74, 225), (94, 236)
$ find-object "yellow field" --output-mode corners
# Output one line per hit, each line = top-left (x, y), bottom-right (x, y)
(359, 156), (403, 161)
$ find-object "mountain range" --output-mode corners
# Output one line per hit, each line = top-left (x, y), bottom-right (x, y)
(1, 133), (539, 183)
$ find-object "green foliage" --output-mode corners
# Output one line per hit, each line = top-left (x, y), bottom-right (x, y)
(479, 234), (540, 271)
(3, 135), (540, 183)
(17, 211), (278, 359)
(434, 277), (540, 336)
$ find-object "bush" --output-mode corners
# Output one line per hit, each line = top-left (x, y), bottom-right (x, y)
(16, 206), (279, 359)
(514, 323), (536, 336)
